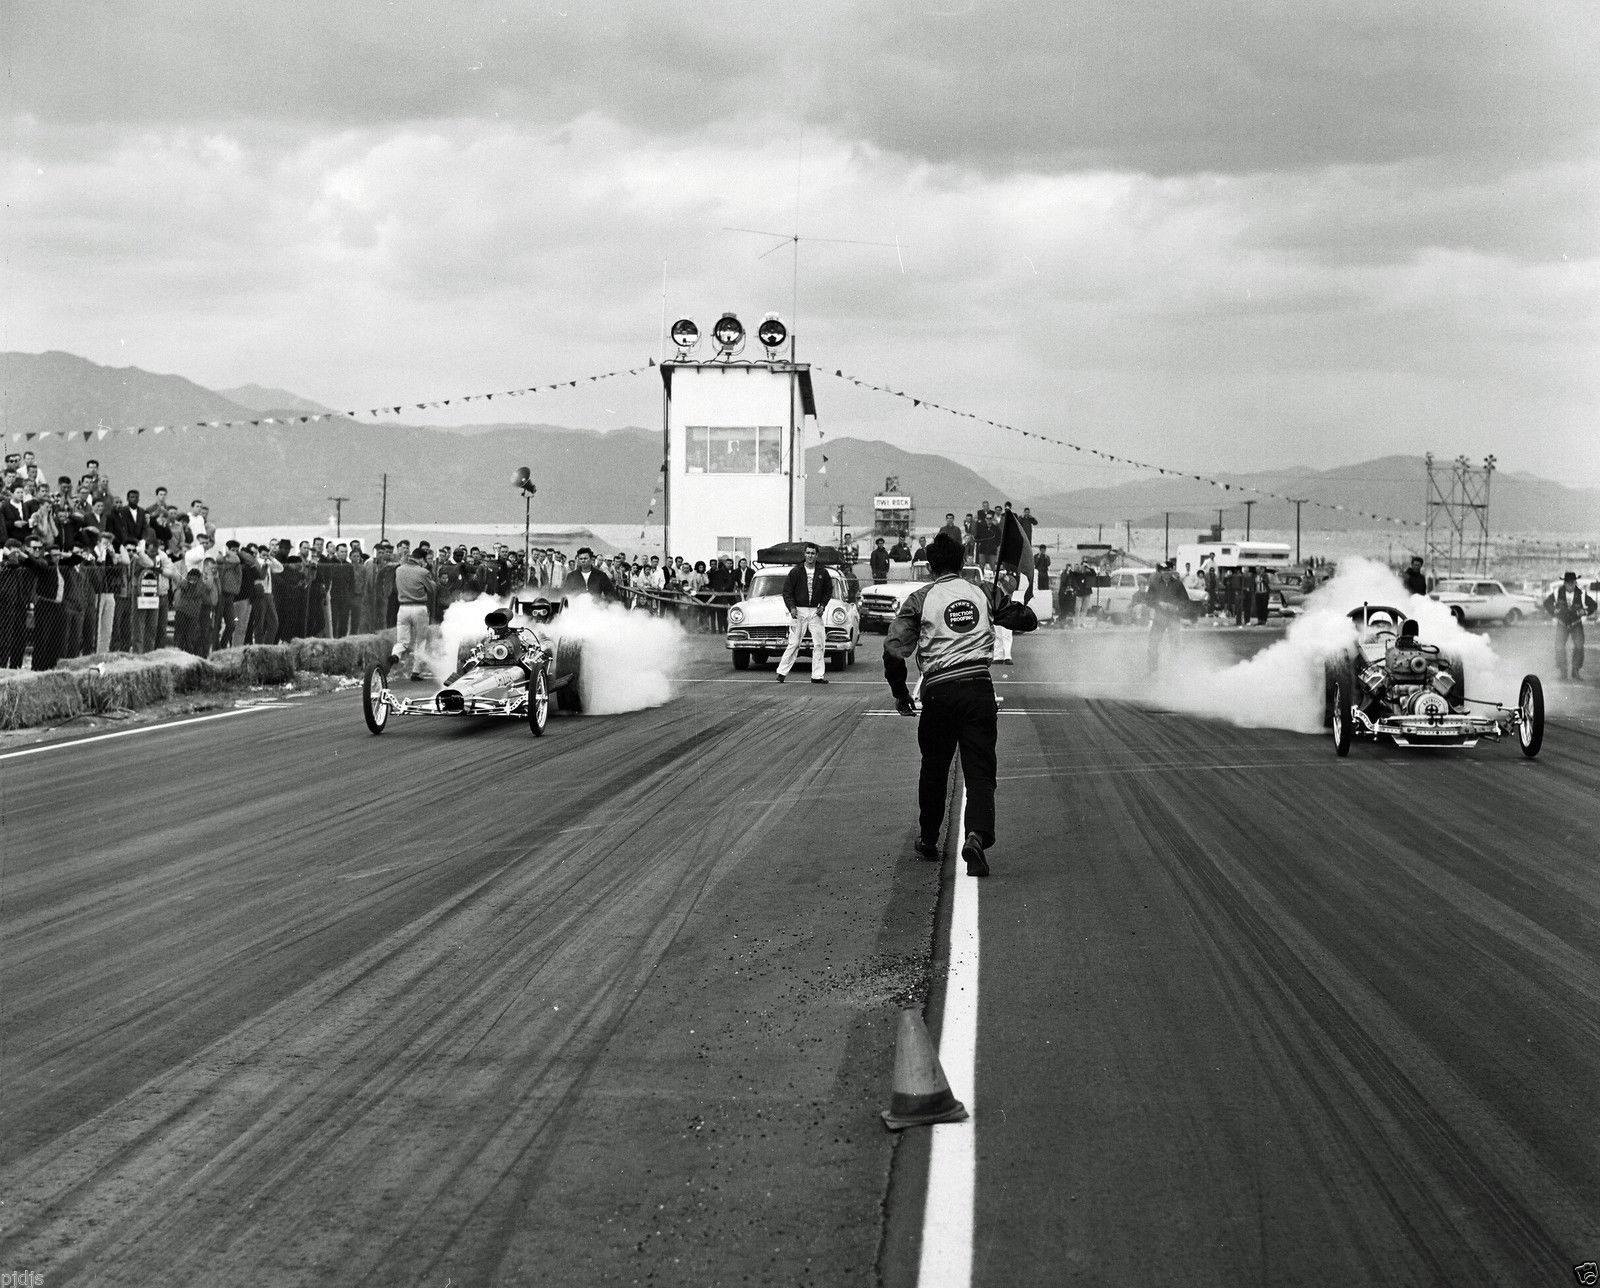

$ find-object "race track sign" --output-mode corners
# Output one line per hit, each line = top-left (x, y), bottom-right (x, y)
(137, 571), (159, 610)
(874, 495), (913, 510)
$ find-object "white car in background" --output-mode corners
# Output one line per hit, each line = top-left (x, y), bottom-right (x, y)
(859, 563), (987, 632)
(1090, 567), (1154, 624)
(726, 568), (861, 670)
(1428, 578), (1542, 626)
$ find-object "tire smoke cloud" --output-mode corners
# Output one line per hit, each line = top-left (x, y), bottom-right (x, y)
(1066, 558), (1509, 734)
(426, 594), (686, 715)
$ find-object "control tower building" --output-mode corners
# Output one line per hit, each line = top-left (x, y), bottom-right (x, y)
(659, 311), (816, 563)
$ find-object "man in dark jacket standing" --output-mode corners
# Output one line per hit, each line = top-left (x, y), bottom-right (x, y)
(0, 541), (35, 668)
(869, 538), (891, 585)
(776, 542), (834, 684)
(1544, 571), (1596, 681)
(560, 546), (618, 602)
(275, 555), (308, 642)
(28, 543), (81, 670)
(109, 490), (149, 551)
(325, 543), (356, 636)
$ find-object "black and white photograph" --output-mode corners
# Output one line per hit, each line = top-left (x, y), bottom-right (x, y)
(2, 2), (1598, 1284)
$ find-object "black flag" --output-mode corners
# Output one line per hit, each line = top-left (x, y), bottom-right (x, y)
(996, 508), (1028, 576)
(994, 508), (1035, 600)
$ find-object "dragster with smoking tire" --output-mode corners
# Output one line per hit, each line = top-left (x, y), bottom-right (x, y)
(1323, 604), (1544, 758)
(361, 596), (585, 737)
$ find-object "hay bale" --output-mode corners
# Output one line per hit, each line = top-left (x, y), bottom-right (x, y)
(80, 662), (176, 711)
(65, 652), (214, 709)
(2, 631), (396, 729)
(0, 670), (86, 730)
(243, 645), (296, 685)
(288, 633), (392, 676)
(208, 646), (248, 683)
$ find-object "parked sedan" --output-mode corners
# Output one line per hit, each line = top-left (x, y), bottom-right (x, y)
(1427, 579), (1542, 626)
(726, 569), (861, 670)
(858, 563), (985, 632)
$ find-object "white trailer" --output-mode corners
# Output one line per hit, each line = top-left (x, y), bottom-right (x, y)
(1173, 541), (1293, 604)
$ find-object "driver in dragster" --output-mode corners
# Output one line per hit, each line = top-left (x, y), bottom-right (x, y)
(444, 599), (555, 685)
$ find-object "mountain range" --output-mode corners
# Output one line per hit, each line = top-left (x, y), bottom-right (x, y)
(2, 350), (1596, 536)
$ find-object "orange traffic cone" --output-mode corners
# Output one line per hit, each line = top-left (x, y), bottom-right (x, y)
(880, 1007), (969, 1130)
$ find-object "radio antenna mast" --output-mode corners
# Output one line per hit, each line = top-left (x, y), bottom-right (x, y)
(723, 224), (902, 360)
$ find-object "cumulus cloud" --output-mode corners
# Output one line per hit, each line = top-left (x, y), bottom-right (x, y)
(3, 1), (1597, 484)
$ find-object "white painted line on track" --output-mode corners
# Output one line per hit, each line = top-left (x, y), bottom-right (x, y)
(0, 706), (273, 761)
(680, 676), (885, 685)
(919, 777), (979, 1288)
(863, 709), (1059, 717)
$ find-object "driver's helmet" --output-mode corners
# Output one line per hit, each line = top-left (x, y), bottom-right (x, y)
(1367, 610), (1395, 630)
(516, 595), (558, 623)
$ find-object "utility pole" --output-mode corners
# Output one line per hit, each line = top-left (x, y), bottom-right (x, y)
(1243, 499), (1256, 539)
(1125, 519), (1133, 554)
(836, 504), (845, 551)
(1215, 508), (1224, 540)
(1290, 499), (1305, 563)
(379, 473), (388, 541)
(1164, 512), (1171, 561)
(328, 495), (350, 537)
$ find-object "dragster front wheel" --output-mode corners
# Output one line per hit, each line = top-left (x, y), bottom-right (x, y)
(362, 664), (390, 735)
(528, 665), (549, 737)
(1331, 669), (1353, 757)
(1517, 674), (1544, 759)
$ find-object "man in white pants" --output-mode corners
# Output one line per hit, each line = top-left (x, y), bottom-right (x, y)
(776, 543), (834, 684)
(390, 549), (436, 681)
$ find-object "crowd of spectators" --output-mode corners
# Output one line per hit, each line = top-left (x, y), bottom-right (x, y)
(0, 451), (782, 671)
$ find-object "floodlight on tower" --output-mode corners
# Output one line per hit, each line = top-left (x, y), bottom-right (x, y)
(757, 313), (788, 356)
(669, 318), (700, 355)
(711, 312), (745, 359)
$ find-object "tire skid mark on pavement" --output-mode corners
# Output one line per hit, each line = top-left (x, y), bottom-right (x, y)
(1009, 696), (1600, 1284)
(0, 674), (895, 1284)
(1147, 771), (1582, 1278)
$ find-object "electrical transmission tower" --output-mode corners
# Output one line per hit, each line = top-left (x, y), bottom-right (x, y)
(1423, 453), (1495, 576)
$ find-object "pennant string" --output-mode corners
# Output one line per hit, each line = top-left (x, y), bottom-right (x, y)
(18, 362), (652, 444)
(827, 367), (1438, 532)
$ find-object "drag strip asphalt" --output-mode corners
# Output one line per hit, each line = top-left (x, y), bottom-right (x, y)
(3, 627), (1598, 1286)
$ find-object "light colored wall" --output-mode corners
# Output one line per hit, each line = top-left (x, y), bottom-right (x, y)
(664, 364), (809, 562)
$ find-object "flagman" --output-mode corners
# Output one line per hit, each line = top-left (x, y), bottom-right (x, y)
(883, 530), (1037, 878)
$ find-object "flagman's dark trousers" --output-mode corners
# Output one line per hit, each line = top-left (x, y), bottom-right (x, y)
(917, 675), (999, 849)
(1556, 620), (1585, 679)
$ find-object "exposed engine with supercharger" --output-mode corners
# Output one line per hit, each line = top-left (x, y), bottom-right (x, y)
(1325, 605), (1543, 757)
(1362, 636), (1459, 721)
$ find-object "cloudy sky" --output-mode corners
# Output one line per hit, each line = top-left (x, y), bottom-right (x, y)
(5, 0), (1598, 491)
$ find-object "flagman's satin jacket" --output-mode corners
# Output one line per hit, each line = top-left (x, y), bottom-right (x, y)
(883, 573), (1037, 703)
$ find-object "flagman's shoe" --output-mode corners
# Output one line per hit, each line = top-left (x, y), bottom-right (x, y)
(913, 836), (940, 860)
(962, 832), (989, 878)
(811, 677), (829, 684)
(775, 673), (786, 683)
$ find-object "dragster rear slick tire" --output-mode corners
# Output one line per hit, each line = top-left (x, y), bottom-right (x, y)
(554, 638), (584, 714)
